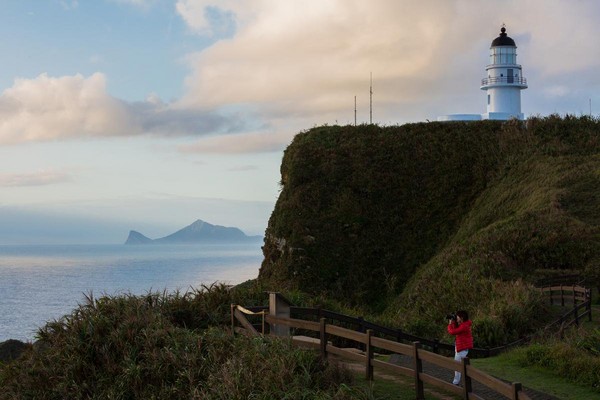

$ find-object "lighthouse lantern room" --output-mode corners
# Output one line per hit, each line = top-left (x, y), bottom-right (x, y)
(480, 26), (527, 120)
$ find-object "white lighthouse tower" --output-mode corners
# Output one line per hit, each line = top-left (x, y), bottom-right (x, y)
(481, 26), (527, 120)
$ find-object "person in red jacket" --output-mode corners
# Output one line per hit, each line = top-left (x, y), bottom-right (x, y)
(447, 310), (473, 385)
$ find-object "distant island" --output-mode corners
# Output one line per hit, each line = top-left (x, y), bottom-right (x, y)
(124, 219), (262, 245)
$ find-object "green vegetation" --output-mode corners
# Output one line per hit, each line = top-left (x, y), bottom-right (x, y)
(3, 116), (600, 398)
(259, 116), (600, 345)
(0, 284), (361, 399)
(472, 325), (600, 399)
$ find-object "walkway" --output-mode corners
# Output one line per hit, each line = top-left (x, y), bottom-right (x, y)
(387, 353), (561, 400)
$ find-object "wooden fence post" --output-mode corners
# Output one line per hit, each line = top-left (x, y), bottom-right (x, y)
(365, 329), (373, 381)
(320, 317), (327, 360)
(413, 342), (425, 400)
(462, 357), (472, 399)
(573, 285), (577, 306)
(512, 382), (522, 400)
(560, 284), (564, 306)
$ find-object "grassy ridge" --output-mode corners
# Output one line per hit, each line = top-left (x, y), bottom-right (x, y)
(259, 116), (600, 344)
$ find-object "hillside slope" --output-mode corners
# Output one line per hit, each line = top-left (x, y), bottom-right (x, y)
(258, 116), (600, 338)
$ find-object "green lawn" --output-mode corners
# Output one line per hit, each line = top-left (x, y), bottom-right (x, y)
(471, 350), (600, 400)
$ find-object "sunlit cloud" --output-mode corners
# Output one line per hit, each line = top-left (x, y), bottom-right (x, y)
(175, 0), (600, 122)
(0, 170), (71, 187)
(0, 73), (138, 144)
(179, 131), (293, 154)
(0, 73), (248, 145)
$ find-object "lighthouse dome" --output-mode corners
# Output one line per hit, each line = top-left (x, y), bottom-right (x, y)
(491, 27), (516, 47)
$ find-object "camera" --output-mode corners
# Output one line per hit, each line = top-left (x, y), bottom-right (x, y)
(446, 313), (457, 321)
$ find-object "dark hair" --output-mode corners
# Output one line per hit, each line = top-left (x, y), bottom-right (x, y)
(456, 310), (469, 321)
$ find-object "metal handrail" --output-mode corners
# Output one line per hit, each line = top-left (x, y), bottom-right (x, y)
(481, 76), (527, 86)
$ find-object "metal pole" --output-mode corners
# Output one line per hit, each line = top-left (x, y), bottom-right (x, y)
(370, 72), (373, 124)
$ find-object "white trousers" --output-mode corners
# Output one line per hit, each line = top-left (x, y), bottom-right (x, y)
(453, 349), (469, 385)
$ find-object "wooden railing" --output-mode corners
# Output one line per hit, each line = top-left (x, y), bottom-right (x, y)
(540, 285), (592, 327)
(232, 307), (532, 400)
(231, 286), (591, 400)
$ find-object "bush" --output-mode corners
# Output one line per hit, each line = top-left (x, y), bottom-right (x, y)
(513, 328), (600, 392)
(0, 288), (355, 399)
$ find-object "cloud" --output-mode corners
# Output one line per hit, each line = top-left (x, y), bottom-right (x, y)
(0, 170), (71, 187)
(110, 0), (155, 8)
(0, 73), (248, 145)
(0, 73), (138, 144)
(227, 165), (259, 172)
(60, 1), (79, 10)
(179, 130), (294, 154)
(175, 0), (245, 35)
(175, 0), (600, 121)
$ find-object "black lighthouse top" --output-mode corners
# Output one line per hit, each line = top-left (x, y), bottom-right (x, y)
(491, 26), (516, 47)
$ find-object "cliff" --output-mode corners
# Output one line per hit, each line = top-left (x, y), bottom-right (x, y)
(258, 116), (600, 320)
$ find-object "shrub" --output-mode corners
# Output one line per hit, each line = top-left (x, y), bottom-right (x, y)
(513, 328), (600, 392)
(0, 290), (354, 399)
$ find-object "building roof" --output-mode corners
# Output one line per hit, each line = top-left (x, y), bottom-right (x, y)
(491, 27), (516, 47)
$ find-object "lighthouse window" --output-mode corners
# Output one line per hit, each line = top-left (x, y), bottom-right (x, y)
(488, 95), (490, 105)
(491, 47), (517, 64)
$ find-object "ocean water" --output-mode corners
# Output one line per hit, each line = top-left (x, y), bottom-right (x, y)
(0, 243), (263, 342)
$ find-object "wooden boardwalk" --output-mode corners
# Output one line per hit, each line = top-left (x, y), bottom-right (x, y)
(387, 353), (561, 400)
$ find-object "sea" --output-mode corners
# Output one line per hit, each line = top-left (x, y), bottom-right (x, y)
(0, 243), (263, 342)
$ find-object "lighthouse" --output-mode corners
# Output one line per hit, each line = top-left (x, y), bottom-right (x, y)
(481, 26), (527, 120)
(437, 25), (528, 121)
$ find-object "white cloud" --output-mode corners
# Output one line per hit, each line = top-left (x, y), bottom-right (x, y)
(175, 0), (600, 122)
(0, 73), (138, 144)
(175, 0), (249, 35)
(0, 170), (71, 187)
(59, 1), (79, 11)
(179, 130), (293, 154)
(0, 73), (249, 145)
(111, 0), (155, 8)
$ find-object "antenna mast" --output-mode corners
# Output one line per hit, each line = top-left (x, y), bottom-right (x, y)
(354, 96), (357, 126)
(369, 72), (373, 124)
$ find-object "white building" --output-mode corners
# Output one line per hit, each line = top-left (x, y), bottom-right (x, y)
(438, 26), (527, 121)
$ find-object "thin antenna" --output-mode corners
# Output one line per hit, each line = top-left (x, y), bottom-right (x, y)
(354, 96), (357, 126)
(369, 72), (373, 124)
(590, 98), (592, 116)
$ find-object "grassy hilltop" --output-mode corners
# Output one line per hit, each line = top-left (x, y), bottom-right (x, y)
(258, 115), (600, 343)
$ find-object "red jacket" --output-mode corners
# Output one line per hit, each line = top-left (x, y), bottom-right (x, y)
(447, 320), (473, 352)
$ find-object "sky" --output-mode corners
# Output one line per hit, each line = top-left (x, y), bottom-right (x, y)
(1, 0), (599, 244)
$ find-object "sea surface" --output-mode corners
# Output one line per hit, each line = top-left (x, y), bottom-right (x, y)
(0, 243), (263, 342)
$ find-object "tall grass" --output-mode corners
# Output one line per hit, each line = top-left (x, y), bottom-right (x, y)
(0, 284), (356, 399)
(512, 327), (600, 392)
